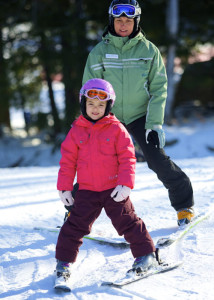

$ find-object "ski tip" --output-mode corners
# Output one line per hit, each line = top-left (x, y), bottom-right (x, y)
(101, 281), (122, 288)
(101, 281), (112, 287)
(54, 285), (71, 292)
(156, 237), (175, 247)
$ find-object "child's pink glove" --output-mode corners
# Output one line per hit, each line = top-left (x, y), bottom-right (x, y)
(59, 191), (74, 206)
(111, 185), (131, 202)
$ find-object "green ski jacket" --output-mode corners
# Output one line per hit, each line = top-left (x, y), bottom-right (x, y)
(83, 31), (167, 129)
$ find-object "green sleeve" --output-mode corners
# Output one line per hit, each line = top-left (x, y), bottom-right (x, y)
(82, 46), (104, 85)
(145, 48), (168, 129)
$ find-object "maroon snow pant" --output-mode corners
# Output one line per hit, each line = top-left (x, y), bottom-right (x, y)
(55, 188), (155, 263)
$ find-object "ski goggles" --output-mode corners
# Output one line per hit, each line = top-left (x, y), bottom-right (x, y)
(110, 4), (141, 18)
(83, 89), (112, 101)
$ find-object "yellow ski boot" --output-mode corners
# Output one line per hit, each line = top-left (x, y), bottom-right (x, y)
(177, 207), (195, 226)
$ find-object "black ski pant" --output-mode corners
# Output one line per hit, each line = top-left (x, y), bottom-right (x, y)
(124, 116), (194, 211)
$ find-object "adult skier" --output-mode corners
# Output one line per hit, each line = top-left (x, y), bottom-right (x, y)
(82, 0), (195, 225)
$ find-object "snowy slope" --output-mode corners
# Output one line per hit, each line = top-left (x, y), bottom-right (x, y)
(0, 118), (214, 299)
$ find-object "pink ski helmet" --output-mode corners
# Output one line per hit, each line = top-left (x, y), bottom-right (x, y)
(80, 78), (116, 104)
(79, 78), (116, 119)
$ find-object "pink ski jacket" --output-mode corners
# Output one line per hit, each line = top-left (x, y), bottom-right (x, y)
(57, 114), (136, 192)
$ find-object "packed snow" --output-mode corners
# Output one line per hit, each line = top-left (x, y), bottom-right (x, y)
(0, 117), (214, 299)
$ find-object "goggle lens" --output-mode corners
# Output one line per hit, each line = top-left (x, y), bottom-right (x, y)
(112, 4), (135, 18)
(86, 89), (109, 101)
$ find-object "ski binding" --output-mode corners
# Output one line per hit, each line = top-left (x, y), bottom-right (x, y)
(101, 261), (182, 287)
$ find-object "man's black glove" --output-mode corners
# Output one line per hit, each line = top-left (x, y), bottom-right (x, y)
(146, 128), (165, 149)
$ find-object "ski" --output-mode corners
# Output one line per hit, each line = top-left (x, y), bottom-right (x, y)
(34, 226), (130, 248)
(54, 281), (71, 292)
(101, 261), (182, 287)
(35, 210), (212, 250)
(156, 211), (212, 248)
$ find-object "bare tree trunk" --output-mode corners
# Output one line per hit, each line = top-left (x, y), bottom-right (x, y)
(165, 0), (179, 122)
(45, 64), (62, 134)
(40, 33), (61, 135)
(61, 0), (87, 132)
(0, 26), (11, 135)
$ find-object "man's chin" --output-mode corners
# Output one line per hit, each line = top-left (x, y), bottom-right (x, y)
(119, 31), (128, 37)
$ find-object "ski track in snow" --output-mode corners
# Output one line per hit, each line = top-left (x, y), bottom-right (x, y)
(1, 119), (214, 299)
(0, 159), (214, 299)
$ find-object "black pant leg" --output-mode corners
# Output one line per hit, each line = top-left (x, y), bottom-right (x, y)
(125, 116), (194, 211)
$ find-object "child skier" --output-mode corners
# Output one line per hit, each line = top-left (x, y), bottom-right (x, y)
(55, 78), (158, 289)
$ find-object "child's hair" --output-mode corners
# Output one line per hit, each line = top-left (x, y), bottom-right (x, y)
(79, 78), (116, 119)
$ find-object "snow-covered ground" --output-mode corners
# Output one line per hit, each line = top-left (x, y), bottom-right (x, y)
(0, 117), (214, 299)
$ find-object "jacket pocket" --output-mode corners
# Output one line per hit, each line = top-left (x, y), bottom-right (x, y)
(76, 161), (89, 185)
(77, 135), (90, 158)
(135, 58), (152, 80)
(98, 135), (116, 156)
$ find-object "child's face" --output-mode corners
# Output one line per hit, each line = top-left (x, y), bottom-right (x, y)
(86, 97), (107, 120)
(114, 16), (134, 37)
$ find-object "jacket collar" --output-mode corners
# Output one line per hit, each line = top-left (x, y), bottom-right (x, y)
(75, 114), (119, 128)
(102, 30), (144, 50)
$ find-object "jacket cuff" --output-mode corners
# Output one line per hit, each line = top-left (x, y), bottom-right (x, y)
(145, 123), (162, 130)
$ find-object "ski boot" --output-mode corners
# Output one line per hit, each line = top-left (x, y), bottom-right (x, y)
(177, 207), (195, 226)
(127, 249), (161, 276)
(54, 260), (72, 291)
